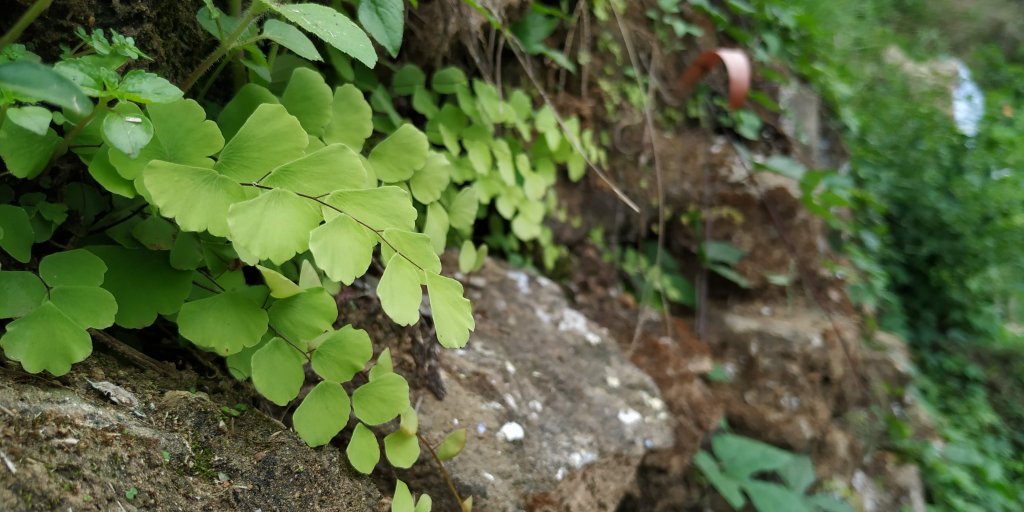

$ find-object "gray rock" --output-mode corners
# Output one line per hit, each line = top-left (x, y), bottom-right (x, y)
(415, 260), (674, 511)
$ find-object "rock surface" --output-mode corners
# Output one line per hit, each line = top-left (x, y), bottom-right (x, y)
(412, 260), (675, 511)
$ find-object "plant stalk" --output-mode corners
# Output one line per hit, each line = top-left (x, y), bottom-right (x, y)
(180, 2), (265, 93)
(0, 0), (53, 51)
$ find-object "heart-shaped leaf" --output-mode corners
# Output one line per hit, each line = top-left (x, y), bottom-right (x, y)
(293, 381), (351, 447)
(311, 325), (372, 382)
(144, 161), (251, 237)
(251, 337), (305, 406)
(309, 213), (377, 285)
(352, 372), (410, 425)
(368, 124), (428, 183)
(227, 188), (322, 264)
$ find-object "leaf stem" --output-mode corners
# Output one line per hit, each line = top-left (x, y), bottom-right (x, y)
(416, 431), (465, 506)
(268, 326), (311, 363)
(0, 0), (53, 51)
(180, 3), (265, 93)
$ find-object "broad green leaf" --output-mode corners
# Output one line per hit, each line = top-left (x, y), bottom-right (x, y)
(0, 116), (60, 179)
(225, 339), (266, 380)
(267, 3), (377, 68)
(293, 381), (351, 447)
(383, 230), (441, 273)
(410, 152), (451, 204)
(703, 241), (746, 266)
(399, 406), (418, 435)
(262, 144), (366, 196)
(6, 106), (51, 135)
(218, 84), (280, 142)
(426, 273), (474, 348)
(251, 337), (306, 406)
(378, 254), (422, 326)
(712, 434), (794, 480)
(227, 189), (322, 264)
(131, 215), (176, 250)
(434, 104), (466, 155)
(178, 290), (269, 356)
(323, 187), (416, 231)
(436, 428), (467, 462)
(347, 422), (380, 474)
(369, 124), (428, 183)
(744, 481), (811, 512)
(144, 161), (250, 237)
(491, 139), (515, 184)
(511, 214), (541, 241)
(423, 203), (449, 255)
(369, 347), (393, 380)
(779, 455), (817, 494)
(39, 249), (107, 287)
(412, 86), (438, 118)
(448, 187), (478, 232)
(415, 494), (432, 512)
(311, 325), (372, 382)
(0, 271), (46, 319)
(359, 0), (404, 57)
(0, 205), (34, 262)
(323, 84), (373, 151)
(458, 240), (477, 274)
(49, 286), (117, 329)
(465, 140), (491, 176)
(392, 64), (424, 96)
(384, 430), (420, 469)
(431, 67), (467, 94)
(268, 287), (338, 344)
(86, 246), (193, 328)
(88, 147), (136, 197)
(693, 450), (745, 509)
(297, 259), (322, 290)
(215, 104), (308, 183)
(116, 70), (183, 104)
(169, 232), (204, 270)
(352, 372), (410, 425)
(109, 99), (224, 181)
(309, 214), (377, 285)
(280, 68), (334, 135)
(0, 61), (92, 115)
(0, 302), (90, 375)
(102, 102), (154, 159)
(263, 19), (322, 61)
(257, 265), (303, 298)
(392, 480), (414, 512)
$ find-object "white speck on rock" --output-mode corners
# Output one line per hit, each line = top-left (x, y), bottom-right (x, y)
(528, 400), (543, 412)
(482, 471), (496, 482)
(641, 392), (666, 411)
(555, 467), (567, 481)
(498, 422), (525, 442)
(558, 309), (588, 334)
(484, 401), (504, 410)
(606, 375), (621, 388)
(781, 393), (801, 411)
(476, 422), (487, 434)
(618, 408), (642, 425)
(810, 335), (824, 348)
(534, 307), (553, 325)
(503, 394), (518, 411)
(585, 332), (602, 345)
(507, 270), (531, 293)
(505, 361), (517, 374)
(568, 450), (597, 468)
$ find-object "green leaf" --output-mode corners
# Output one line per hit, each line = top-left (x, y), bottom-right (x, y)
(311, 325), (372, 382)
(431, 67), (467, 94)
(0, 302), (91, 375)
(448, 187), (478, 232)
(268, 287), (338, 344)
(458, 240), (477, 274)
(423, 203), (449, 255)
(251, 337), (306, 406)
(49, 286), (117, 329)
(779, 455), (817, 494)
(6, 106), (52, 135)
(297, 259), (322, 290)
(39, 249), (106, 287)
(744, 481), (811, 512)
(293, 381), (351, 447)
(215, 104), (308, 183)
(323, 84), (373, 151)
(392, 480), (414, 512)
(280, 68), (334, 135)
(309, 214), (377, 285)
(693, 450), (746, 509)
(0, 205), (34, 262)
(703, 241), (745, 265)
(116, 70), (183, 104)
(392, 64), (424, 96)
(426, 273), (474, 348)
(352, 372), (410, 425)
(0, 61), (92, 116)
(712, 434), (794, 480)
(262, 144), (366, 196)
(369, 124), (428, 183)
(217, 84), (280, 142)
(86, 246), (193, 328)
(410, 152), (452, 204)
(267, 3), (377, 68)
(384, 430), (420, 468)
(383, 230), (441, 273)
(263, 19), (322, 61)
(415, 494), (432, 512)
(378, 254), (422, 326)
(323, 187), (416, 231)
(411, 86), (438, 118)
(358, 0), (404, 57)
(227, 189), (322, 264)
(346, 422), (380, 474)
(102, 102), (154, 159)
(398, 406), (418, 435)
(0, 271), (46, 319)
(132, 214), (178, 251)
(178, 290), (269, 356)
(0, 115), (60, 179)
(257, 265), (303, 298)
(109, 99), (225, 181)
(369, 348), (393, 380)
(436, 428), (467, 461)
(88, 147), (136, 197)
(143, 162), (250, 237)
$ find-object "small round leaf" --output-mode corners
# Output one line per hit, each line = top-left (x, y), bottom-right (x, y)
(293, 381), (351, 447)
(311, 325), (372, 382)
(352, 372), (410, 426)
(250, 337), (306, 406)
(346, 422), (380, 474)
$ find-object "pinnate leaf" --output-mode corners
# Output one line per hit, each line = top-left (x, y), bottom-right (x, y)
(426, 273), (474, 348)
(251, 337), (306, 406)
(309, 214), (377, 285)
(744, 481), (810, 512)
(352, 372), (410, 425)
(261, 144), (366, 196)
(143, 162), (250, 237)
(384, 430), (420, 468)
(218, 84), (280, 141)
(369, 124), (428, 183)
(383, 230), (441, 274)
(215, 104), (308, 183)
(693, 450), (745, 509)
(392, 480), (414, 512)
(347, 422), (380, 474)
(268, 287), (338, 344)
(410, 152), (451, 204)
(432, 67), (467, 94)
(323, 84), (373, 150)
(178, 290), (270, 356)
(267, 3), (377, 68)
(0, 302), (91, 375)
(311, 325), (372, 382)
(712, 433), (794, 479)
(227, 189), (322, 264)
(293, 381), (351, 447)
(280, 68), (334, 135)
(323, 186), (416, 231)
(110, 99), (224, 180)
(378, 254), (422, 326)
(257, 265), (303, 298)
